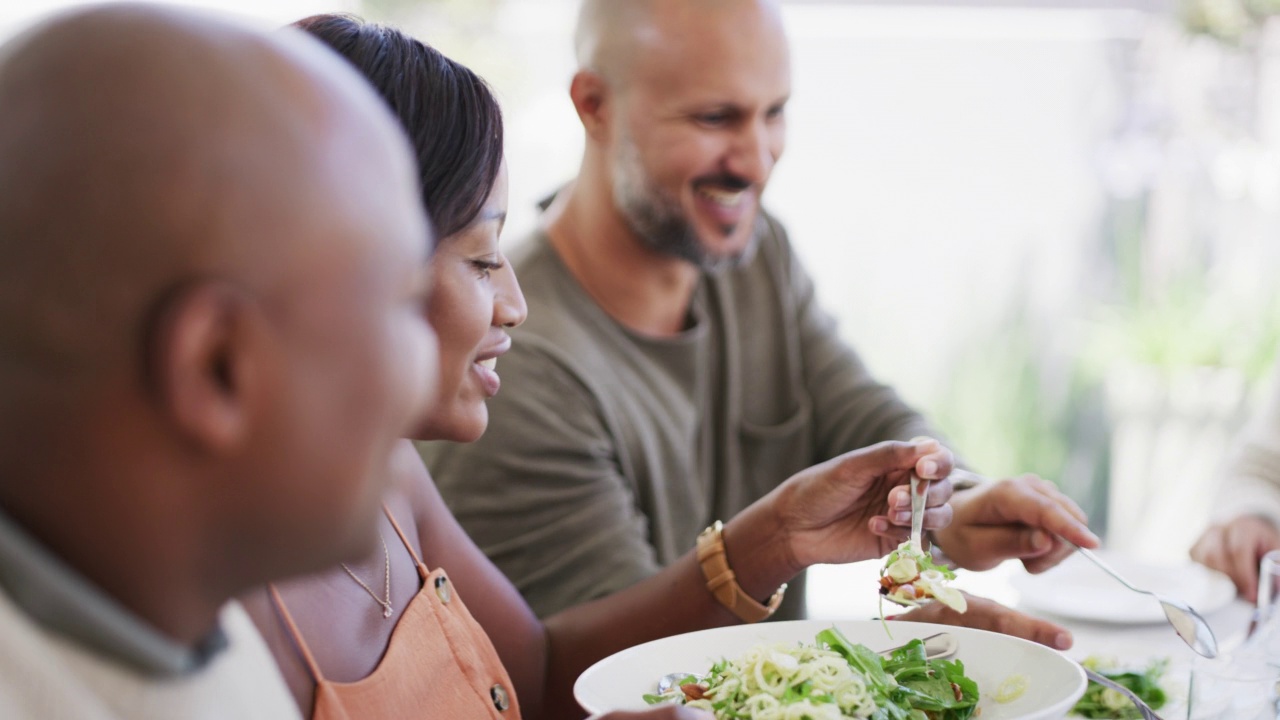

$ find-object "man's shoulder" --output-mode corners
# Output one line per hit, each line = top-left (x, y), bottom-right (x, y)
(507, 227), (566, 291)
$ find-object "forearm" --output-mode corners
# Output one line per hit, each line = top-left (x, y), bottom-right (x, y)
(538, 501), (794, 719)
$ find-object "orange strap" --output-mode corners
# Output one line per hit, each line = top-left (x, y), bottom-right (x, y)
(270, 504), (430, 683)
(268, 584), (326, 684)
(383, 502), (430, 582)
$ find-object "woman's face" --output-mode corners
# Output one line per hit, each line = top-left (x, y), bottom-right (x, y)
(416, 163), (526, 443)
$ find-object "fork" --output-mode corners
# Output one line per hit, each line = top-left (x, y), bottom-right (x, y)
(908, 472), (927, 554)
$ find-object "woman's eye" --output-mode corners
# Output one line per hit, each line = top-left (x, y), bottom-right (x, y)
(471, 258), (503, 278)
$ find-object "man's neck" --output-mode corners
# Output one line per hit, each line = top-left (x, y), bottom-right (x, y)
(0, 467), (229, 650)
(543, 180), (700, 338)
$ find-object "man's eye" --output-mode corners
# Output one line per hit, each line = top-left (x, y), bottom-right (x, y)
(696, 112), (730, 126)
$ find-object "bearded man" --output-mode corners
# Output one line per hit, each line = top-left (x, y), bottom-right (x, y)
(425, 0), (1097, 647)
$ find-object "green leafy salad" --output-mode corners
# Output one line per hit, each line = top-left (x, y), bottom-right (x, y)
(1070, 656), (1168, 719)
(644, 628), (980, 720)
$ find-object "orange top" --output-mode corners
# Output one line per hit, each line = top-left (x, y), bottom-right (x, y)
(270, 508), (521, 720)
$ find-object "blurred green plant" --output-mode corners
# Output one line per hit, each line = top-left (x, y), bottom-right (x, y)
(1181, 0), (1280, 44)
(929, 298), (1111, 528)
(1082, 277), (1280, 387)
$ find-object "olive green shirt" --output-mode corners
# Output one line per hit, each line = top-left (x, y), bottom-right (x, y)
(423, 213), (936, 619)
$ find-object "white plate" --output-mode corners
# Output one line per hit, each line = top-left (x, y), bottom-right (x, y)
(1010, 550), (1236, 624)
(575, 619), (1086, 720)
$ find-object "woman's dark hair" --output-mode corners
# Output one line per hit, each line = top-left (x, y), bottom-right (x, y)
(295, 13), (505, 240)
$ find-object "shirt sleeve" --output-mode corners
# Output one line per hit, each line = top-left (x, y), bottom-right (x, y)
(770, 218), (943, 460)
(1212, 370), (1280, 526)
(420, 338), (660, 618)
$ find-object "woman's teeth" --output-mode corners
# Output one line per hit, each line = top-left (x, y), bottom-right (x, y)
(477, 358), (497, 371)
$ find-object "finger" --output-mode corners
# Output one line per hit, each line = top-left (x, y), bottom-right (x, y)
(923, 478), (953, 506)
(886, 477), (952, 519)
(1021, 539), (1075, 574)
(920, 504), (953, 531)
(980, 606), (1074, 651)
(833, 440), (940, 484)
(915, 446), (955, 480)
(869, 516), (910, 543)
(1190, 528), (1224, 570)
(1226, 525), (1261, 603)
(888, 486), (911, 513)
(1021, 476), (1090, 526)
(959, 525), (1055, 566)
(976, 594), (1073, 649)
(1192, 530), (1248, 597)
(894, 593), (1072, 650)
(1006, 486), (1100, 548)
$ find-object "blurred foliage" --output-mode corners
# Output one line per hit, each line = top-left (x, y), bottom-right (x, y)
(1181, 0), (1280, 44)
(1083, 279), (1280, 386)
(930, 299), (1112, 529)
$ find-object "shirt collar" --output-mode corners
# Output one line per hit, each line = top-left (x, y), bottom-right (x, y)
(0, 505), (227, 676)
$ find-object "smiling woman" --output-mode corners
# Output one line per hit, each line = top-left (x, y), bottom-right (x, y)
(286, 12), (526, 445)
(238, 14), (533, 719)
(419, 162), (526, 442)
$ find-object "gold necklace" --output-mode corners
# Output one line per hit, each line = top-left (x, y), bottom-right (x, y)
(340, 536), (393, 619)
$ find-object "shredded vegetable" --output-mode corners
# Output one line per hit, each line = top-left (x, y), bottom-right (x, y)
(645, 628), (980, 720)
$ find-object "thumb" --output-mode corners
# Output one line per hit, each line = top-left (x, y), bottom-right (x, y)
(833, 440), (931, 481)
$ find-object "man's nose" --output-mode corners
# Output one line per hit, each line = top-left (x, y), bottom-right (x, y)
(726, 118), (777, 185)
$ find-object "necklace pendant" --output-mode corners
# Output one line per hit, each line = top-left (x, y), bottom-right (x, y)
(383, 606), (392, 619)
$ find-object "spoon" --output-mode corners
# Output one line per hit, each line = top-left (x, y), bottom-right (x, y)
(947, 469), (1218, 658)
(1063, 538), (1219, 659)
(655, 632), (957, 694)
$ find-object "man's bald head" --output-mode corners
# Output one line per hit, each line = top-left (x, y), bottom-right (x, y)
(0, 4), (420, 397)
(0, 4), (438, 615)
(574, 0), (784, 87)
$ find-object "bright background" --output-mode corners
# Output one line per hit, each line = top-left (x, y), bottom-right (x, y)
(6, 0), (1278, 609)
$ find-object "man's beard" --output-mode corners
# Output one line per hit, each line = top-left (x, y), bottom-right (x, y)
(611, 134), (754, 274)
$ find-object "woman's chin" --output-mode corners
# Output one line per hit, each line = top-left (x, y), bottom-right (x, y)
(409, 406), (489, 444)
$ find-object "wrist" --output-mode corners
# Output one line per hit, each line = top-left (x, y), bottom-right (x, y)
(697, 521), (787, 623)
(719, 503), (797, 603)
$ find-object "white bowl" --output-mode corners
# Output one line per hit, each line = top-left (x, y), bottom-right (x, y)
(575, 619), (1086, 720)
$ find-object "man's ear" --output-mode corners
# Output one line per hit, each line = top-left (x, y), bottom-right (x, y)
(569, 70), (611, 142)
(145, 282), (264, 454)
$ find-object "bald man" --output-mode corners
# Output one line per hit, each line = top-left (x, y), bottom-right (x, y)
(426, 0), (1098, 646)
(0, 5), (437, 717)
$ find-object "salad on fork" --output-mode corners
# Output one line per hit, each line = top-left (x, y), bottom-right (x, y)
(879, 473), (967, 614)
